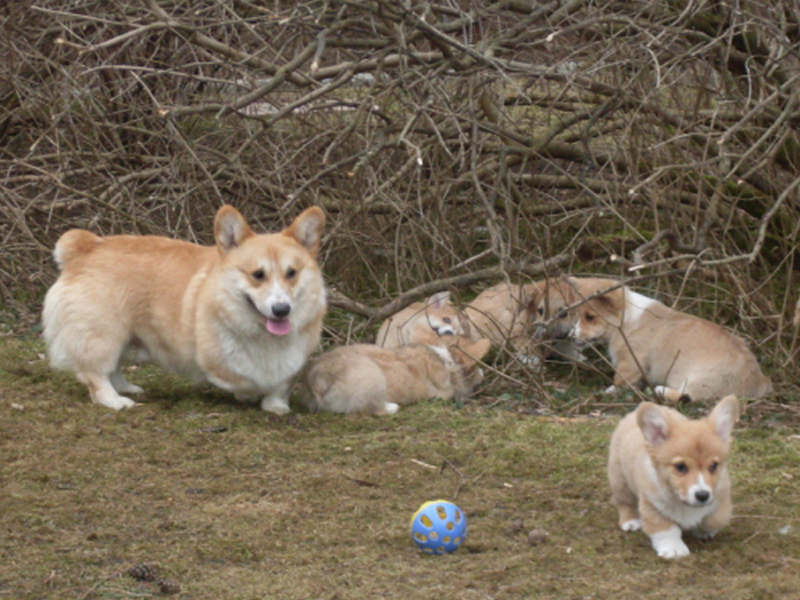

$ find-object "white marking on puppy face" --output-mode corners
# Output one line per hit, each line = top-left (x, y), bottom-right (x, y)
(429, 315), (456, 336)
(686, 473), (713, 506)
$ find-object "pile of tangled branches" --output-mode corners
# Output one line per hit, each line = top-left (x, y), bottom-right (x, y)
(1, 0), (799, 391)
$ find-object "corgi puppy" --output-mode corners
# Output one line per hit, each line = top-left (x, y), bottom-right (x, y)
(464, 279), (583, 362)
(301, 337), (491, 415)
(570, 278), (772, 401)
(42, 205), (326, 414)
(376, 291), (469, 349)
(608, 396), (740, 558)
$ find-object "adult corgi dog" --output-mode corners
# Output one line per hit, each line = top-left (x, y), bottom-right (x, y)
(376, 291), (468, 349)
(301, 338), (491, 415)
(464, 279), (583, 362)
(608, 396), (740, 558)
(570, 278), (772, 402)
(42, 206), (326, 414)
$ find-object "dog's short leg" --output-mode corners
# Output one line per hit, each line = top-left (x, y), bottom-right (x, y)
(615, 503), (641, 531)
(649, 525), (690, 559)
(80, 372), (137, 410)
(261, 390), (291, 415)
(653, 385), (692, 403)
(109, 370), (144, 395)
(379, 402), (400, 415)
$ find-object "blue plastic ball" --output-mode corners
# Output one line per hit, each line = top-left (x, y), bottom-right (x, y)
(410, 500), (467, 554)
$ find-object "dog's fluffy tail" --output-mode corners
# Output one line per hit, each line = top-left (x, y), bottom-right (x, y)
(53, 229), (101, 270)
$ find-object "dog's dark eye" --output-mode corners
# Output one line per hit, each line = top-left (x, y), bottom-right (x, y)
(251, 268), (266, 281)
(585, 313), (596, 323)
(443, 317), (451, 324)
(286, 267), (297, 279)
(709, 461), (719, 473)
(674, 462), (689, 475)
(538, 307), (545, 317)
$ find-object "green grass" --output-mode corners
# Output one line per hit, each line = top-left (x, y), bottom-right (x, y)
(1, 336), (799, 599)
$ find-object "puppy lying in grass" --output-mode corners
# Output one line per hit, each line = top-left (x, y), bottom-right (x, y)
(570, 277), (772, 402)
(301, 338), (491, 415)
(608, 396), (740, 558)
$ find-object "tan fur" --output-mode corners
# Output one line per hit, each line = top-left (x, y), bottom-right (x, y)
(464, 279), (583, 361)
(608, 396), (739, 558)
(570, 277), (772, 401)
(375, 291), (469, 349)
(301, 338), (491, 415)
(42, 205), (327, 414)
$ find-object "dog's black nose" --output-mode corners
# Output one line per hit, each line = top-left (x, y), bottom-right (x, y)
(695, 490), (710, 504)
(271, 303), (291, 319)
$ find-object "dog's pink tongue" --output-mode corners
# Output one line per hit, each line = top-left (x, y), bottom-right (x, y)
(266, 318), (292, 336)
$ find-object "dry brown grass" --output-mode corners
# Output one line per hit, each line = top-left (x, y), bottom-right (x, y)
(2, 337), (800, 600)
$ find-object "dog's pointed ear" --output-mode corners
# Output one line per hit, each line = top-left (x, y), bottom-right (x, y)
(284, 207), (325, 257)
(637, 403), (670, 446)
(215, 205), (253, 255)
(525, 284), (543, 317)
(709, 395), (740, 442)
(428, 291), (450, 309)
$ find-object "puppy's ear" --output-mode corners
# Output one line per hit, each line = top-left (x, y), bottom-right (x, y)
(709, 395), (740, 442)
(637, 403), (670, 446)
(428, 291), (450, 309)
(284, 207), (325, 257)
(596, 290), (622, 313)
(215, 205), (253, 255)
(525, 286), (543, 317)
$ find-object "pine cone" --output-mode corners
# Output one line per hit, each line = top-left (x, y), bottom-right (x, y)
(127, 563), (161, 582)
(158, 578), (181, 595)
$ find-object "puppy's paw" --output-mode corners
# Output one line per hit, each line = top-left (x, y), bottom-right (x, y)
(260, 397), (291, 415)
(620, 519), (642, 532)
(655, 541), (690, 559)
(517, 353), (541, 367)
(604, 385), (618, 395)
(651, 527), (690, 559)
(384, 403), (400, 415)
(100, 395), (137, 410)
(118, 383), (144, 395)
(692, 529), (717, 540)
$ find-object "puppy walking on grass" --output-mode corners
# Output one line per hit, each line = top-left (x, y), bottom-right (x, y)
(608, 396), (740, 558)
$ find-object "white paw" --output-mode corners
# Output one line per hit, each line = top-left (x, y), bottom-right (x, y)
(110, 372), (144, 394)
(651, 527), (690, 559)
(100, 395), (137, 410)
(621, 519), (642, 532)
(120, 383), (144, 394)
(604, 385), (618, 395)
(385, 403), (400, 414)
(653, 385), (667, 397)
(261, 397), (291, 415)
(517, 353), (541, 367)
